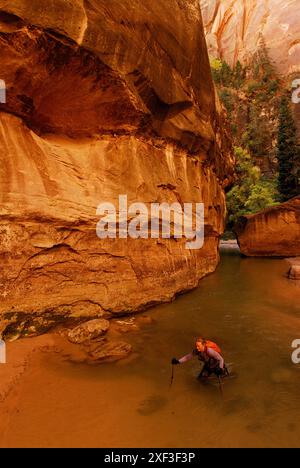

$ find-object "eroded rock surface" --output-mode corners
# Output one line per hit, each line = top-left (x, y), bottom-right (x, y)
(235, 197), (300, 257)
(201, 0), (300, 75)
(0, 1), (234, 325)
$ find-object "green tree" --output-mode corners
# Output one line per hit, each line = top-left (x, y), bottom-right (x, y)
(277, 95), (300, 201)
(245, 180), (278, 212)
(233, 60), (245, 89)
(220, 61), (233, 86)
(209, 57), (234, 87)
(243, 104), (272, 161)
(226, 147), (278, 228)
(219, 89), (234, 115)
(210, 57), (223, 85)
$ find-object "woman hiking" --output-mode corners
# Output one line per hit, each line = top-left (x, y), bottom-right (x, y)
(171, 337), (228, 379)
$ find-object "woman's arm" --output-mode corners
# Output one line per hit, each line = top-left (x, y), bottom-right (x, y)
(178, 352), (195, 364)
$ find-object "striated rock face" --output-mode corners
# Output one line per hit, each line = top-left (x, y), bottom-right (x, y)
(235, 197), (300, 257)
(0, 1), (234, 326)
(200, 0), (300, 75)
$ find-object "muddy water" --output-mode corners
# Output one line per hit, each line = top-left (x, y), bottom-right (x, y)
(1, 249), (300, 448)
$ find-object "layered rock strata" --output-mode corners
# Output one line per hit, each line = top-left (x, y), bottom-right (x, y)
(0, 1), (234, 331)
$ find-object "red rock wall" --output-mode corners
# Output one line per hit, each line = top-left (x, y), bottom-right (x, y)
(235, 197), (300, 257)
(0, 1), (234, 322)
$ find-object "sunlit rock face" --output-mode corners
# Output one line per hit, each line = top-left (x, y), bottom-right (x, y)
(235, 197), (300, 257)
(200, 0), (300, 75)
(0, 0), (233, 324)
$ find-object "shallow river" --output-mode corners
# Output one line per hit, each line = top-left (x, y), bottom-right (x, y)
(2, 249), (300, 448)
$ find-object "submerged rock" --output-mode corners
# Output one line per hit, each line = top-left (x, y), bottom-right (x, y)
(111, 318), (140, 334)
(137, 395), (168, 416)
(68, 319), (110, 344)
(234, 197), (300, 257)
(135, 315), (154, 326)
(87, 340), (132, 363)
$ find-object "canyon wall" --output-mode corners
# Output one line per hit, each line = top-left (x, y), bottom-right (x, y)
(200, 0), (300, 75)
(0, 0), (233, 328)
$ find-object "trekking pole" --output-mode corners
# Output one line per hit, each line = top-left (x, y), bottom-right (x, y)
(217, 375), (224, 399)
(169, 364), (175, 389)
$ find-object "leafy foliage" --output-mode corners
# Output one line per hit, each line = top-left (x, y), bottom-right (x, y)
(226, 147), (278, 228)
(210, 57), (246, 89)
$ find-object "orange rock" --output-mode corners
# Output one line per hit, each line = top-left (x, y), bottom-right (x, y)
(288, 265), (300, 280)
(67, 319), (110, 344)
(0, 1), (234, 322)
(235, 197), (300, 257)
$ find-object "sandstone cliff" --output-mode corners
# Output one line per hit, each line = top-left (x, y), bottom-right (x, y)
(235, 197), (300, 257)
(0, 0), (233, 332)
(201, 0), (300, 75)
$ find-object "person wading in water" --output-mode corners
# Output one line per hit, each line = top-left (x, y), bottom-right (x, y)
(171, 337), (228, 379)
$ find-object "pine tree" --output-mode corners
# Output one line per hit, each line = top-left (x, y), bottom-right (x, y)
(233, 60), (245, 89)
(277, 95), (300, 201)
(220, 61), (233, 87)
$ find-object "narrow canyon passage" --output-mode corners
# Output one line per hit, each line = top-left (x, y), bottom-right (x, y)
(0, 248), (300, 448)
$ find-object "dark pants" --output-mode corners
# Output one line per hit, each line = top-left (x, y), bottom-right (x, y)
(198, 359), (229, 379)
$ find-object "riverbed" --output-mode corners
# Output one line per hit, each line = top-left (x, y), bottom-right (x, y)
(0, 248), (300, 448)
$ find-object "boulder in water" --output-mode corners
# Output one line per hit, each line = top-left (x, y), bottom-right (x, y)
(288, 265), (300, 280)
(68, 319), (110, 344)
(235, 197), (300, 257)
